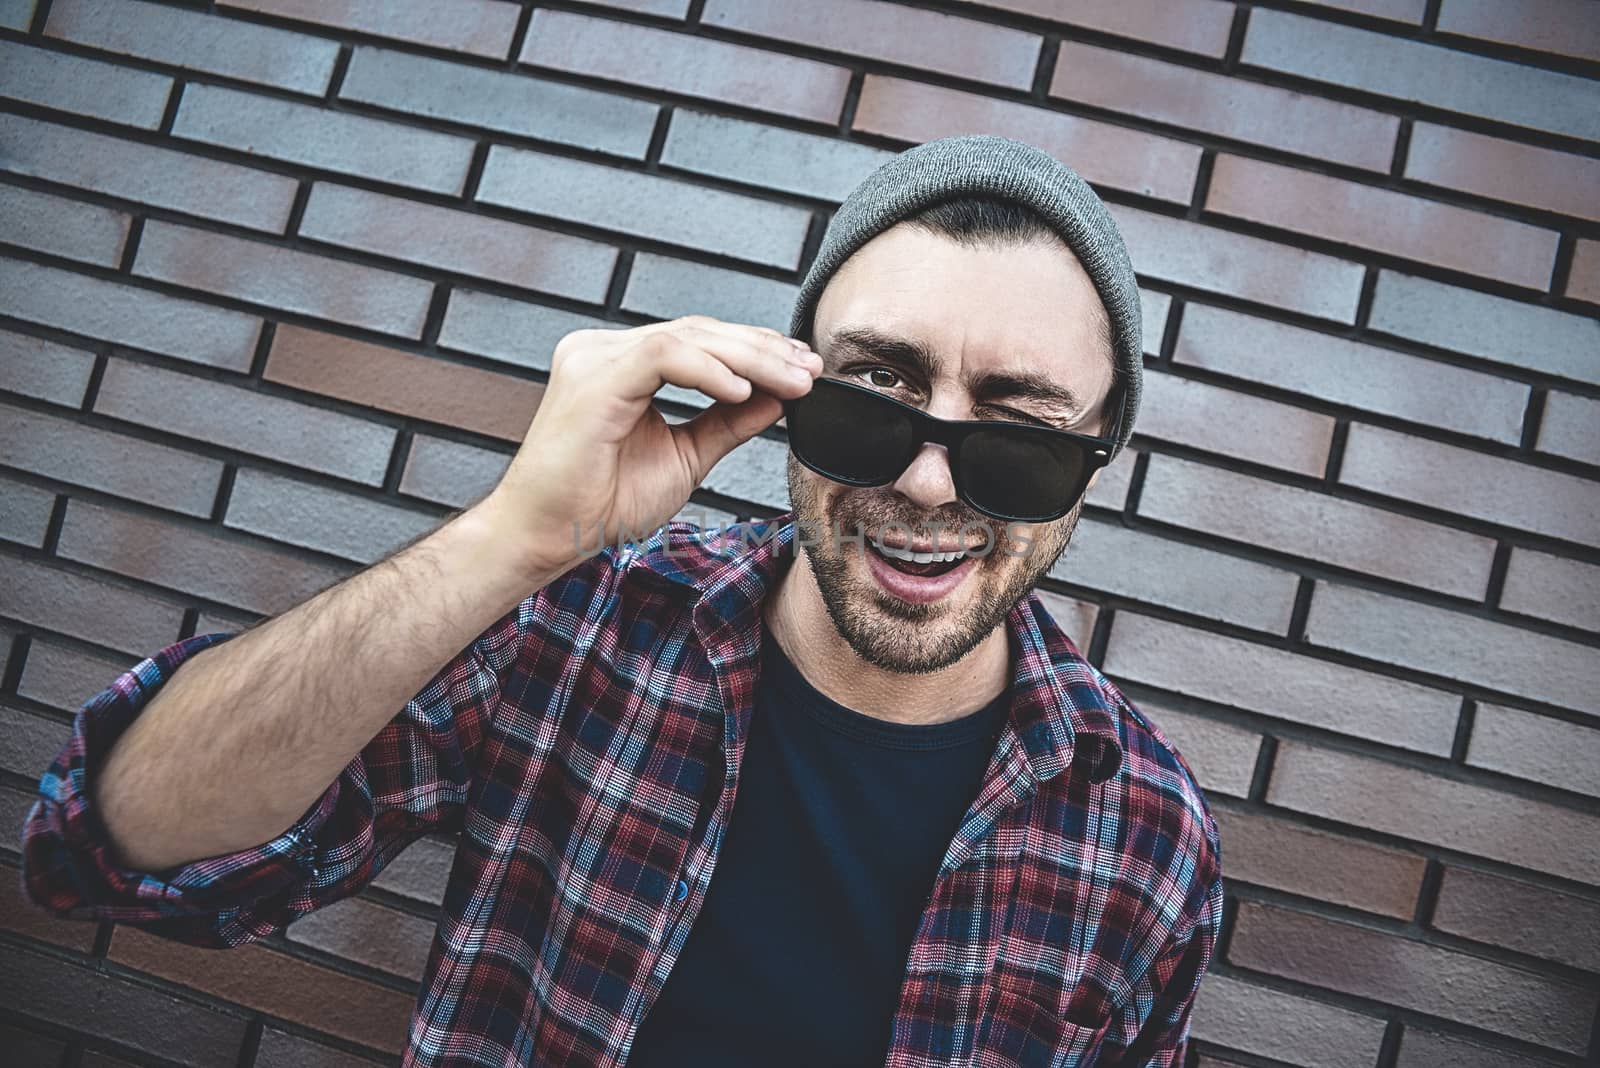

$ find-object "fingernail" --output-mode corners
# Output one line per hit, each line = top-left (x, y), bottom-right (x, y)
(788, 337), (811, 350)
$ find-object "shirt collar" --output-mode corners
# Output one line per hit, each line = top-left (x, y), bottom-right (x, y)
(620, 513), (1124, 786)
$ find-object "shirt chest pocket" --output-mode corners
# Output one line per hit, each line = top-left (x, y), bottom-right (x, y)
(975, 986), (1114, 1067)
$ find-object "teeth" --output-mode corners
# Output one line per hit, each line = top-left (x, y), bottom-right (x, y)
(878, 544), (968, 563)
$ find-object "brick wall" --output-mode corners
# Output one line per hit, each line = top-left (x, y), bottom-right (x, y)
(1, 0), (1597, 1065)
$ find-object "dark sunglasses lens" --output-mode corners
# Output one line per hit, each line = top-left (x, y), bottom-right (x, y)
(957, 428), (1088, 521)
(789, 381), (915, 484)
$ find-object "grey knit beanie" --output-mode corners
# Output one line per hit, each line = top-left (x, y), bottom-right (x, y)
(788, 134), (1142, 457)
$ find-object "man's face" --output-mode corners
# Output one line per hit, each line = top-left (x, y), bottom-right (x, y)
(788, 222), (1117, 675)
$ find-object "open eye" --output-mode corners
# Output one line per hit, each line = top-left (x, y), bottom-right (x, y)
(863, 367), (902, 389)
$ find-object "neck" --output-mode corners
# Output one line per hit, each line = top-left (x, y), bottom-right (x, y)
(761, 545), (1011, 726)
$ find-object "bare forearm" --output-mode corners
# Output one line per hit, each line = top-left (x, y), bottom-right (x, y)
(94, 494), (571, 871)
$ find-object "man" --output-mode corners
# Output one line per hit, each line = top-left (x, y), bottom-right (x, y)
(22, 135), (1221, 1066)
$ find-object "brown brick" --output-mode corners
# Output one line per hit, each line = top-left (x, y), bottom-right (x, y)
(1174, 303), (1528, 444)
(3, 941), (248, 1066)
(1136, 371), (1336, 477)
(1268, 740), (1600, 885)
(17, 636), (141, 713)
(223, 0), (521, 59)
(398, 434), (509, 509)
(1436, 0), (1600, 62)
(1243, 9), (1598, 142)
(265, 325), (542, 443)
(1208, 154), (1559, 290)
(1467, 703), (1600, 798)
(1230, 900), (1597, 1052)
(622, 252), (799, 329)
(1293, 0), (1426, 21)
(226, 467), (440, 565)
(287, 896), (436, 981)
(0, 475), (55, 548)
(300, 183), (616, 304)
(1397, 1028), (1564, 1068)
(1308, 581), (1598, 713)
(522, 9), (850, 124)
(1052, 517), (1300, 632)
(133, 220), (435, 339)
(1434, 865), (1600, 972)
(1499, 548), (1600, 632)
(855, 75), (1199, 204)
(1190, 972), (1386, 1068)
(477, 147), (812, 271)
(660, 110), (895, 202)
(704, 0), (1042, 90)
(57, 498), (352, 616)
(255, 1028), (390, 1068)
(969, 0), (1234, 57)
(1341, 423), (1600, 548)
(111, 927), (415, 1055)
(1105, 612), (1460, 755)
(1051, 41), (1397, 171)
(371, 835), (456, 905)
(1031, 589), (1098, 651)
(1112, 206), (1365, 322)
(1212, 803), (1426, 918)
(1537, 390), (1600, 466)
(437, 290), (611, 372)
(174, 83), (475, 195)
(0, 327), (96, 407)
(1134, 702), (1261, 798)
(0, 38), (172, 129)
(0, 554), (185, 654)
(0, 398), (225, 517)
(0, 257), (261, 372)
(0, 703), (71, 782)
(47, 0), (338, 95)
(95, 358), (397, 486)
(0, 184), (129, 268)
(1567, 239), (1600, 304)
(1405, 123), (1600, 224)
(1138, 453), (1498, 599)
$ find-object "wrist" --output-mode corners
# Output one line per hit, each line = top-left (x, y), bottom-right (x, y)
(464, 490), (577, 588)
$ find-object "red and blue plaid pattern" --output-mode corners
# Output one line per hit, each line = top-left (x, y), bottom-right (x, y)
(22, 515), (1221, 1067)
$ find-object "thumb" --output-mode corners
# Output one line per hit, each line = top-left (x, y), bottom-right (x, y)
(675, 392), (784, 485)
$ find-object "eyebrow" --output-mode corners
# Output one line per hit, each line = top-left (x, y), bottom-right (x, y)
(825, 326), (1090, 425)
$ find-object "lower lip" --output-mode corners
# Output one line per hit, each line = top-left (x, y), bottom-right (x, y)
(863, 544), (978, 604)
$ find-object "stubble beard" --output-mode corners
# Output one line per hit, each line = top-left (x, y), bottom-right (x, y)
(786, 455), (1081, 675)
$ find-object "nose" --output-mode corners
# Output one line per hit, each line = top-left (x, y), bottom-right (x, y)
(891, 442), (960, 511)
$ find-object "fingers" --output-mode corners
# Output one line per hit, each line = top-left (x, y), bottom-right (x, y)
(614, 324), (819, 405)
(674, 393), (786, 484)
(666, 323), (820, 399)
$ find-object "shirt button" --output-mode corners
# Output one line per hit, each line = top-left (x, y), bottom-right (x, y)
(675, 879), (690, 902)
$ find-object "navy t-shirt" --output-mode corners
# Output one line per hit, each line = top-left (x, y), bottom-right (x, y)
(627, 635), (1011, 1067)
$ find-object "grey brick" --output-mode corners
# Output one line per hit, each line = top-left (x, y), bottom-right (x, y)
(1399, 1027), (1567, 1068)
(300, 183), (616, 303)
(1084, 446), (1137, 511)
(1243, 8), (1600, 141)
(437, 290), (611, 372)
(1139, 291), (1170, 356)
(1537, 391), (1600, 466)
(1111, 205), (1365, 322)
(0, 39), (172, 129)
(95, 359), (396, 486)
(1191, 973), (1385, 1068)
(1138, 371), (1337, 477)
(226, 467), (440, 563)
(222, 0), (521, 60)
(1500, 548), (1600, 632)
(1341, 422), (1600, 547)
(661, 110), (896, 202)
(1468, 703), (1600, 798)
(133, 220), (435, 338)
(1136, 702), (1261, 798)
(1306, 580), (1599, 714)
(340, 46), (658, 159)
(285, 896), (436, 981)
(174, 82), (475, 195)
(371, 834), (456, 904)
(1176, 304), (1529, 443)
(17, 636), (142, 713)
(1052, 517), (1300, 632)
(478, 147), (812, 270)
(0, 328), (96, 407)
(256, 1028), (389, 1068)
(1369, 271), (1599, 386)
(0, 474), (55, 547)
(1139, 454), (1497, 599)
(0, 113), (298, 234)
(0, 183), (129, 267)
(1105, 611), (1461, 755)
(623, 253), (799, 330)
(0, 0), (35, 30)
(399, 433), (510, 508)
(0, 398), (225, 517)
(0, 553), (187, 654)
(46, 0), (338, 95)
(701, 433), (788, 509)
(0, 257), (262, 372)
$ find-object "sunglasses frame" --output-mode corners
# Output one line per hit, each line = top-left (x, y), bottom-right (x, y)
(784, 375), (1123, 524)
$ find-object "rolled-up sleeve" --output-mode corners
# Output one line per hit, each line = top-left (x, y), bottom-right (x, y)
(19, 602), (525, 948)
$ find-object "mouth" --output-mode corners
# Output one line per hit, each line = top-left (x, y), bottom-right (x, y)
(870, 541), (976, 576)
(861, 538), (983, 604)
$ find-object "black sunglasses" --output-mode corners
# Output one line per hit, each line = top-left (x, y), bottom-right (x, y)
(783, 376), (1120, 523)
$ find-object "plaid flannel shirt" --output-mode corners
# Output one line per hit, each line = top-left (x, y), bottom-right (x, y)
(22, 515), (1222, 1067)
